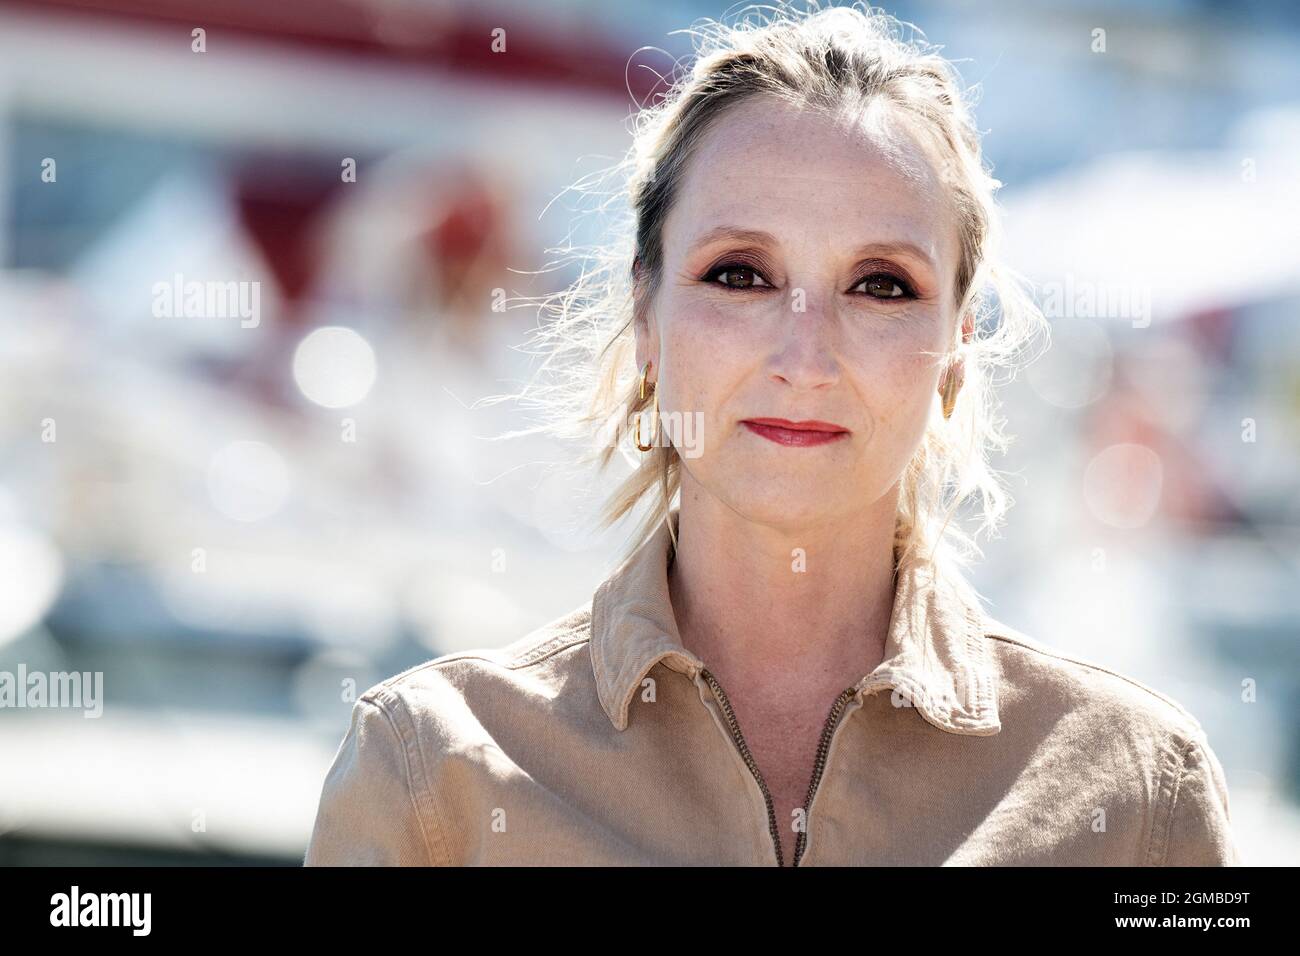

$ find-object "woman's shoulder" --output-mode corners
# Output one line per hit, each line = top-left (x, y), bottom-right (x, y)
(978, 614), (1212, 746)
(304, 603), (599, 865)
(977, 615), (1239, 865)
(354, 602), (596, 719)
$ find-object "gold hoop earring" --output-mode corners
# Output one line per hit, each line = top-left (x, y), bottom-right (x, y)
(940, 362), (963, 419)
(636, 361), (659, 452)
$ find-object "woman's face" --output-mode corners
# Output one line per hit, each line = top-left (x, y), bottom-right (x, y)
(638, 95), (965, 530)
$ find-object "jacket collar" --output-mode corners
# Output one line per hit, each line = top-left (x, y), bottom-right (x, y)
(590, 505), (1001, 735)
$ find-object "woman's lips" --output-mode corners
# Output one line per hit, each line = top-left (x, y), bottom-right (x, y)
(741, 418), (850, 447)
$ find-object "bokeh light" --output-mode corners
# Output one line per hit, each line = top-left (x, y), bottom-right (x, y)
(292, 326), (377, 409)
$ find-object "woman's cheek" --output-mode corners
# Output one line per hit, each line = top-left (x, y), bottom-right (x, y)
(661, 306), (729, 409)
(878, 310), (947, 388)
(845, 323), (939, 440)
(888, 346), (940, 428)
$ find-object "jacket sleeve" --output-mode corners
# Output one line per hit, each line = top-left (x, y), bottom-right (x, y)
(304, 695), (442, 866)
(1159, 731), (1241, 866)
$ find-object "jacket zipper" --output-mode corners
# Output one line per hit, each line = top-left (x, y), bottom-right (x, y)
(792, 686), (858, 866)
(700, 666), (857, 868)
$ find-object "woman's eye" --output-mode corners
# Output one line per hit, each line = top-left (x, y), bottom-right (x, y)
(705, 264), (771, 291)
(854, 273), (914, 299)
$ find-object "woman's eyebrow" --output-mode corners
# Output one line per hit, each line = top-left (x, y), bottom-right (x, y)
(689, 226), (937, 273)
(851, 241), (938, 275)
(688, 225), (779, 254)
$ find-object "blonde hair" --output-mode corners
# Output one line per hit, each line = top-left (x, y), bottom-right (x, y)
(493, 1), (1048, 571)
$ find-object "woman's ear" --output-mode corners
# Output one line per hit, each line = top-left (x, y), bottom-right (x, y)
(634, 311), (659, 381)
(632, 263), (659, 378)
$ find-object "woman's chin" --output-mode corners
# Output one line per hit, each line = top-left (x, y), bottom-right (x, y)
(725, 487), (850, 530)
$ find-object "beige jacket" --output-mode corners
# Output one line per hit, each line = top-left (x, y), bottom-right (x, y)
(304, 507), (1240, 866)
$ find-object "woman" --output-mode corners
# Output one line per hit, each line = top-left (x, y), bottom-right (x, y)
(305, 3), (1238, 866)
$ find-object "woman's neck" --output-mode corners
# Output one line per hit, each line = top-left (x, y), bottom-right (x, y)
(666, 486), (899, 706)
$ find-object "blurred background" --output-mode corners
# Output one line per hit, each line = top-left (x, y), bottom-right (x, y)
(0, 0), (1296, 865)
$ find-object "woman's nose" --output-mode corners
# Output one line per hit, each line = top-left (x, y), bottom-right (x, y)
(768, 290), (841, 390)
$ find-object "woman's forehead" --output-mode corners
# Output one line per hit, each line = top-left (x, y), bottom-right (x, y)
(668, 97), (955, 264)
(698, 95), (939, 181)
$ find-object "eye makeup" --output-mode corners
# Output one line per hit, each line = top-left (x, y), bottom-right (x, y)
(847, 262), (920, 299)
(699, 259), (921, 300)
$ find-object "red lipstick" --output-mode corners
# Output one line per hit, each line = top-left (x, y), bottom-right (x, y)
(741, 417), (850, 447)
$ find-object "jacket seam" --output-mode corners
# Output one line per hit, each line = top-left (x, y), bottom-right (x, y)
(591, 584), (611, 723)
(1147, 731), (1198, 866)
(373, 625), (592, 694)
(962, 607), (996, 720)
(864, 674), (967, 732)
(363, 690), (451, 867)
(407, 637), (591, 681)
(984, 632), (1202, 729)
(505, 629), (592, 668)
